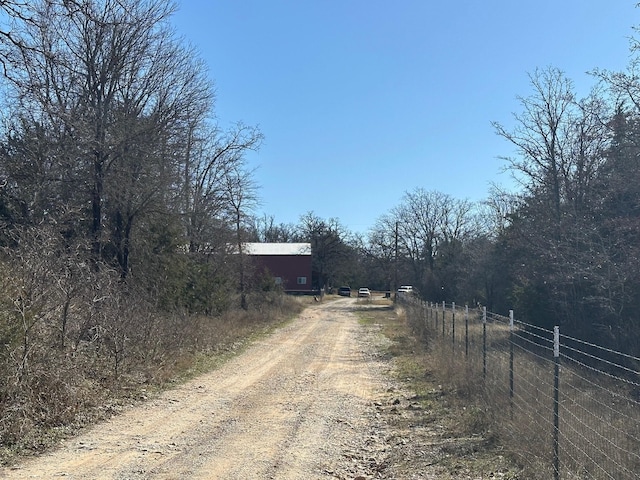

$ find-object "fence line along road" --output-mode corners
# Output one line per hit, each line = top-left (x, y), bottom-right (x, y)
(400, 297), (640, 480)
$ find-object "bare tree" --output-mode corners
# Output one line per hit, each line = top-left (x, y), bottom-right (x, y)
(222, 163), (260, 310)
(0, 1), (39, 75)
(248, 214), (297, 243)
(492, 67), (577, 219)
(296, 212), (353, 290)
(389, 188), (476, 299)
(393, 188), (449, 273)
(184, 122), (263, 254)
(3, 0), (213, 274)
(493, 67), (610, 218)
(480, 185), (520, 238)
(365, 214), (398, 291)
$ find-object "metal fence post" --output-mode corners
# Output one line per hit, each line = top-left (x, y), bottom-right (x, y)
(465, 305), (469, 357)
(509, 309), (514, 414)
(483, 306), (487, 379)
(433, 302), (436, 326)
(553, 325), (560, 480)
(423, 301), (427, 328)
(452, 302), (456, 350)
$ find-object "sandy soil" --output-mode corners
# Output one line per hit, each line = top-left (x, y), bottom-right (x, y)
(0, 298), (396, 480)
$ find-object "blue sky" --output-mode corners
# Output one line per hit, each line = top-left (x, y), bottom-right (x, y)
(172, 1), (638, 235)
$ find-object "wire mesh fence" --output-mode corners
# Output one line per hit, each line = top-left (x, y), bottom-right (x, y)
(400, 297), (640, 480)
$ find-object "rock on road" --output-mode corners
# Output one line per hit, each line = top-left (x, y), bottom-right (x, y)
(2, 298), (393, 479)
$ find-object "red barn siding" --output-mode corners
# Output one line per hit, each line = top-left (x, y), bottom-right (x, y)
(244, 243), (313, 293)
(251, 254), (312, 292)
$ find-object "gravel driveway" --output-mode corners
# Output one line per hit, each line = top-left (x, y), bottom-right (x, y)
(1, 298), (396, 479)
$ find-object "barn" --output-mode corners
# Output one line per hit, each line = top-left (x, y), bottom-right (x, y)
(244, 243), (313, 293)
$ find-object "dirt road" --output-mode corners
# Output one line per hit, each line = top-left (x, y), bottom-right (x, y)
(1, 298), (394, 479)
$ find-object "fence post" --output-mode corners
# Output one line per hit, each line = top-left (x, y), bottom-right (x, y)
(509, 309), (514, 413)
(553, 325), (560, 480)
(465, 305), (469, 357)
(423, 301), (427, 328)
(434, 302), (436, 326)
(442, 301), (446, 338)
(483, 306), (487, 379)
(452, 302), (456, 350)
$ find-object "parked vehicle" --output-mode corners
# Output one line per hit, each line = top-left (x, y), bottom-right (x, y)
(397, 285), (413, 298)
(358, 287), (371, 298)
(338, 286), (351, 297)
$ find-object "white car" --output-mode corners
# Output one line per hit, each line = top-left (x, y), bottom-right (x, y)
(358, 288), (371, 298)
(397, 285), (413, 295)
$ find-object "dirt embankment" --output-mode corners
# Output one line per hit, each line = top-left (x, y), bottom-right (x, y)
(1, 298), (403, 480)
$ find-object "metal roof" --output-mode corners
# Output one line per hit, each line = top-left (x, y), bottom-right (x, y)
(243, 242), (311, 256)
